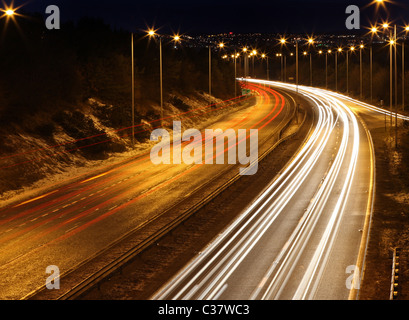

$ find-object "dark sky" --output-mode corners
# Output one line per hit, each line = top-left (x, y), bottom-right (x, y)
(18, 0), (409, 34)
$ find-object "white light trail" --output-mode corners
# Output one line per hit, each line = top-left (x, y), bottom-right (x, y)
(152, 79), (374, 301)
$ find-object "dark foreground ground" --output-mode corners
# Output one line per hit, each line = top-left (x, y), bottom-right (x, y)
(359, 124), (409, 300)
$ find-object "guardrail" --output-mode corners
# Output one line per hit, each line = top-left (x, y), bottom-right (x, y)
(390, 247), (401, 300)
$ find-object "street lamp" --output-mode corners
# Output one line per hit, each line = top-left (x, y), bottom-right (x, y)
(320, 49), (331, 90)
(276, 53), (283, 81)
(147, 29), (165, 128)
(261, 53), (270, 81)
(242, 47), (248, 78)
(370, 0), (405, 148)
(230, 52), (239, 97)
(360, 44), (364, 100)
(369, 26), (379, 103)
(251, 49), (257, 78)
(336, 47), (342, 92)
(0, 4), (17, 19)
(292, 38), (299, 93)
(307, 37), (315, 86)
(403, 26), (409, 111)
(373, 21), (393, 126)
(347, 46), (355, 96)
(131, 32), (135, 146)
(278, 37), (288, 83)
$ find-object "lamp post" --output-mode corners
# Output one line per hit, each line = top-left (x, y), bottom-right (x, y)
(307, 37), (314, 86)
(347, 46), (355, 96)
(131, 33), (135, 146)
(318, 49), (329, 89)
(209, 46), (212, 96)
(360, 44), (364, 100)
(147, 30), (164, 127)
(388, 24), (400, 149)
(310, 52), (313, 86)
(146, 30), (181, 128)
(276, 53), (283, 81)
(232, 52), (239, 97)
(370, 26), (379, 104)
(296, 40), (299, 94)
(403, 26), (409, 111)
(279, 37), (287, 83)
(242, 47), (248, 78)
(389, 34), (394, 128)
(326, 50), (331, 90)
(252, 49), (257, 78)
(336, 48), (342, 92)
(261, 53), (269, 81)
(303, 51), (309, 85)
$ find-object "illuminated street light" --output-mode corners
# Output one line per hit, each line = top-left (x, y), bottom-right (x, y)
(260, 53), (270, 81)
(346, 47), (356, 95)
(146, 29), (164, 128)
(231, 51), (239, 97)
(306, 37), (315, 86)
(370, 0), (401, 147)
(0, 4), (18, 19)
(242, 47), (249, 77)
(359, 44), (364, 99)
(324, 50), (332, 89)
(335, 48), (343, 91)
(403, 27), (409, 111)
(248, 49), (257, 78)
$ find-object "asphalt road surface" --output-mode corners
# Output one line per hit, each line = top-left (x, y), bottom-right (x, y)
(0, 83), (295, 299)
(152, 80), (377, 300)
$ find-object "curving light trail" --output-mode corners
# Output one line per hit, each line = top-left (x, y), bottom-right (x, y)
(152, 79), (376, 300)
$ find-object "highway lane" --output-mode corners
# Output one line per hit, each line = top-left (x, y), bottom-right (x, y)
(0, 84), (295, 299)
(152, 80), (376, 300)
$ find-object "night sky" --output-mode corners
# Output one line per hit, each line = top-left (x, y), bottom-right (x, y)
(19, 0), (409, 34)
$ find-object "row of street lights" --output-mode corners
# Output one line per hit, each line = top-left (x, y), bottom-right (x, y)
(216, 23), (407, 147)
(221, 25), (408, 108)
(3, 1), (407, 149)
(133, 29), (229, 146)
(140, 26), (407, 141)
